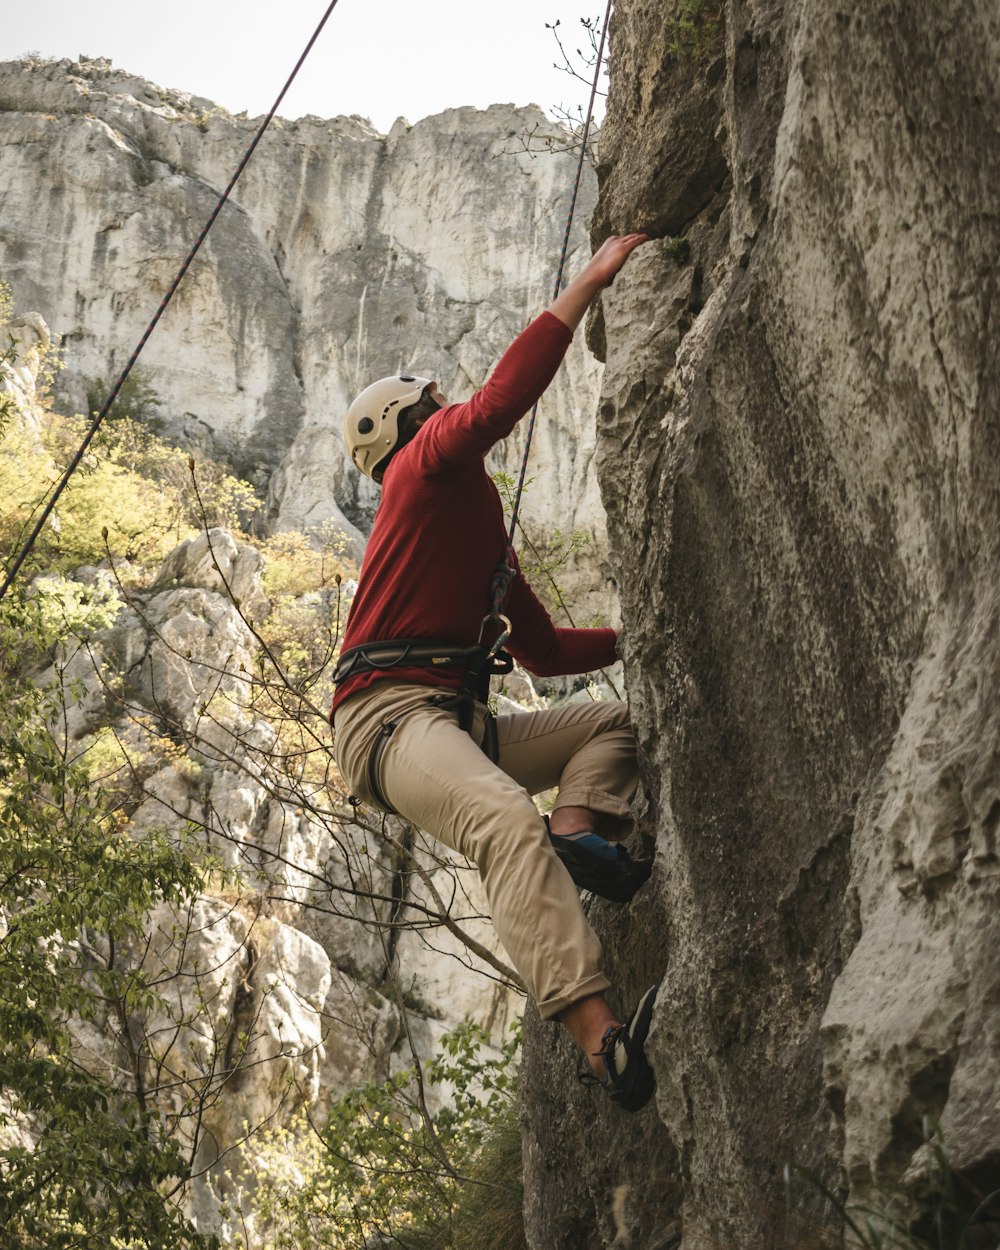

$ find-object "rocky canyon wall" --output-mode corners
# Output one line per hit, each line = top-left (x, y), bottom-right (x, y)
(0, 57), (612, 614)
(523, 1), (1000, 1248)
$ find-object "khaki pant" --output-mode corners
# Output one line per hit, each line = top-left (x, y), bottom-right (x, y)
(333, 683), (638, 1019)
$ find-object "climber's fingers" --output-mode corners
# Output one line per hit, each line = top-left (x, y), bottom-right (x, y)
(585, 233), (652, 287)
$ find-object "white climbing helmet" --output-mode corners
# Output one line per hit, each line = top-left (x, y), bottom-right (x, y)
(344, 374), (435, 480)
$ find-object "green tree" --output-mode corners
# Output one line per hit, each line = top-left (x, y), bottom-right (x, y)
(0, 587), (217, 1250)
(85, 364), (164, 429)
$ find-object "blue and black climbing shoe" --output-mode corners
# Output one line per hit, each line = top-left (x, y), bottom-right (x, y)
(547, 823), (652, 902)
(597, 982), (660, 1112)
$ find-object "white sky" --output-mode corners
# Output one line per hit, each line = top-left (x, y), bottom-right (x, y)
(6, 0), (609, 134)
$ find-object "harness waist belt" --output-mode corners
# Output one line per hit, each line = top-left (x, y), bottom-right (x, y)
(337, 638), (514, 812)
(334, 638), (511, 686)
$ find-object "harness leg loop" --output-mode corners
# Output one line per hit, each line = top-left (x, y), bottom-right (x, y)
(366, 718), (400, 815)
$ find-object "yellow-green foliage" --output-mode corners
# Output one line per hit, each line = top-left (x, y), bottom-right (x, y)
(259, 521), (355, 597)
(30, 570), (123, 637)
(0, 410), (260, 577)
(232, 1021), (524, 1250)
(76, 717), (193, 809)
(0, 585), (218, 1250)
(259, 595), (338, 686)
(246, 524), (357, 775)
(0, 417), (51, 545)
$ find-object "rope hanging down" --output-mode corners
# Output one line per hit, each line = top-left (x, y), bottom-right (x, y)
(506, 0), (613, 548)
(0, 0), (343, 604)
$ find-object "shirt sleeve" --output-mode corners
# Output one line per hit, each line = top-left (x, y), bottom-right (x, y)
(505, 570), (618, 677)
(412, 312), (573, 475)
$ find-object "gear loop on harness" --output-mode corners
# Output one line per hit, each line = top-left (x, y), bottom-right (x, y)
(334, 635), (515, 800)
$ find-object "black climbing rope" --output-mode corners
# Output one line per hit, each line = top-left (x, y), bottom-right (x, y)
(505, 0), (613, 550)
(480, 0), (613, 650)
(0, 0), (343, 604)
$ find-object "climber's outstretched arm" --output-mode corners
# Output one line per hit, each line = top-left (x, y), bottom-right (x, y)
(548, 232), (650, 332)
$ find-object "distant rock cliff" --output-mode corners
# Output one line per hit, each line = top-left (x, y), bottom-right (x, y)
(523, 1), (1000, 1247)
(0, 56), (611, 613)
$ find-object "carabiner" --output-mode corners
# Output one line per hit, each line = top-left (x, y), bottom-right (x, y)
(478, 612), (512, 653)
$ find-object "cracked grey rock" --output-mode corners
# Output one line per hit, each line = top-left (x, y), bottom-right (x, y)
(524, 1), (1000, 1246)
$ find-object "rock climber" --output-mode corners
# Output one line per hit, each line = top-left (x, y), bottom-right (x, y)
(331, 233), (659, 1112)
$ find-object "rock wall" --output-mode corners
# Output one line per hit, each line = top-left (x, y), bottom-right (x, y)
(0, 56), (612, 615)
(0, 311), (51, 431)
(523, 1), (1000, 1247)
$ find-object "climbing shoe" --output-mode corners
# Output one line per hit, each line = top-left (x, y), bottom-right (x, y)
(597, 982), (661, 1112)
(547, 822), (652, 902)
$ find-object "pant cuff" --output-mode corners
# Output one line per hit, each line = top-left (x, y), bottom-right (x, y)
(552, 788), (632, 841)
(536, 971), (613, 1021)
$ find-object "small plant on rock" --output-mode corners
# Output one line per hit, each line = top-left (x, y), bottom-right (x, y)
(85, 364), (164, 429)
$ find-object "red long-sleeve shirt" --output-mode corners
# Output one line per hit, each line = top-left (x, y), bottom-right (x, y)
(330, 311), (617, 721)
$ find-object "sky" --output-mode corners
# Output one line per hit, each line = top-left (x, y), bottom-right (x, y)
(6, 0), (609, 134)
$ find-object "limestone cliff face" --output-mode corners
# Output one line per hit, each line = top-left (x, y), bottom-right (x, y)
(0, 57), (610, 611)
(523, 1), (1000, 1247)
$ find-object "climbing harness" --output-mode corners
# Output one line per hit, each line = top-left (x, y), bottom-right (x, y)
(0, 0), (343, 604)
(333, 634), (515, 812)
(337, 2), (613, 814)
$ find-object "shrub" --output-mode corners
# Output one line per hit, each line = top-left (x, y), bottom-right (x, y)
(235, 1020), (525, 1250)
(0, 411), (260, 578)
(85, 364), (164, 429)
(259, 522), (356, 598)
(0, 587), (217, 1250)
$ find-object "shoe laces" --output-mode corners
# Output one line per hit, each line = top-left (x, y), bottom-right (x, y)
(578, 1024), (623, 1088)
